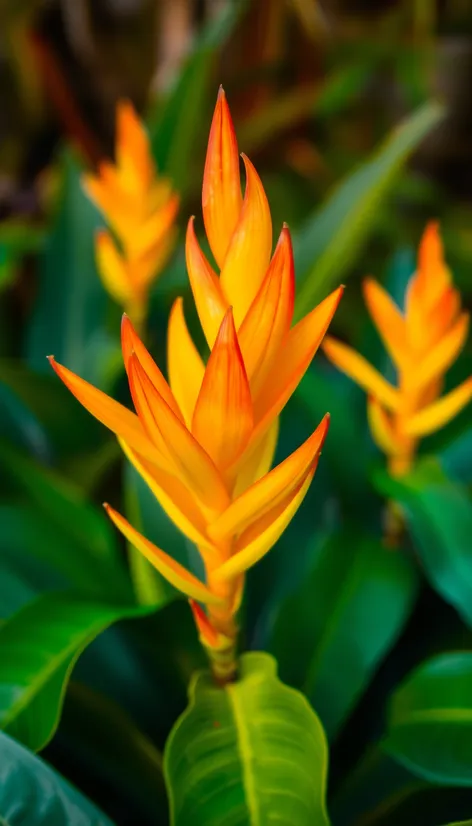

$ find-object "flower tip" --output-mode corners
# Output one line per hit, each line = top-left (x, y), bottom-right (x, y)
(217, 85), (226, 100)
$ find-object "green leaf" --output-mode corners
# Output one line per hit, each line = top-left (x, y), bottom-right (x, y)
(0, 504), (68, 616)
(124, 457), (191, 605)
(293, 101), (445, 319)
(330, 748), (427, 826)
(269, 531), (419, 739)
(0, 590), (171, 751)
(374, 459), (472, 629)
(440, 429), (472, 485)
(62, 681), (165, 821)
(0, 441), (130, 600)
(164, 651), (330, 826)
(0, 360), (105, 458)
(383, 652), (472, 786)
(296, 367), (374, 514)
(0, 379), (51, 461)
(150, 1), (247, 195)
(26, 151), (108, 385)
(0, 730), (115, 825)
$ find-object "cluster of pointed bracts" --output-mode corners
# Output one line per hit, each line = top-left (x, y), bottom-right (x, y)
(49, 88), (344, 682)
(84, 101), (179, 327)
(323, 222), (471, 477)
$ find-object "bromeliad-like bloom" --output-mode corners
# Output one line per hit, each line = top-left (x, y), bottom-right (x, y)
(323, 222), (472, 477)
(84, 101), (179, 327)
(50, 89), (342, 682)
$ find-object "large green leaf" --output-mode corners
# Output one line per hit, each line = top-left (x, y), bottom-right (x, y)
(330, 748), (427, 826)
(293, 101), (444, 319)
(62, 681), (166, 822)
(0, 360), (105, 457)
(164, 651), (330, 826)
(0, 590), (172, 751)
(124, 459), (181, 606)
(269, 531), (418, 739)
(0, 504), (68, 616)
(0, 442), (130, 599)
(383, 652), (472, 785)
(0, 731), (115, 825)
(296, 367), (375, 515)
(150, 1), (247, 195)
(374, 459), (472, 629)
(26, 151), (109, 385)
(0, 378), (51, 462)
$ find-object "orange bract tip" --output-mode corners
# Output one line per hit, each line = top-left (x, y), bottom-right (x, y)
(219, 153), (272, 326)
(192, 308), (253, 471)
(203, 89), (242, 269)
(189, 600), (220, 648)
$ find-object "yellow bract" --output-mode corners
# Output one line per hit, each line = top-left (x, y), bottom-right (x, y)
(323, 222), (471, 477)
(84, 101), (179, 327)
(51, 88), (341, 681)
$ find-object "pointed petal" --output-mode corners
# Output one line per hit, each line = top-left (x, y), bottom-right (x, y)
(186, 217), (228, 347)
(116, 100), (154, 191)
(104, 504), (220, 604)
(416, 221), (451, 304)
(167, 298), (205, 427)
(121, 314), (182, 421)
(239, 225), (295, 391)
(192, 309), (253, 470)
(127, 193), (179, 263)
(209, 414), (329, 544)
(202, 87), (242, 269)
(95, 230), (131, 306)
(411, 312), (469, 391)
(119, 438), (213, 551)
(251, 287), (343, 439)
(219, 155), (272, 327)
(363, 278), (407, 367)
(322, 333), (400, 412)
(128, 354), (229, 514)
(233, 418), (279, 498)
(367, 396), (403, 456)
(189, 600), (228, 649)
(405, 377), (472, 437)
(48, 356), (162, 463)
(212, 472), (314, 582)
(425, 285), (461, 344)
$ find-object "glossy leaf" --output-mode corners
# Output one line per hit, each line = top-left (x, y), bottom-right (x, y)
(294, 101), (444, 318)
(124, 459), (189, 605)
(0, 730), (115, 825)
(374, 459), (472, 629)
(0, 360), (105, 457)
(26, 151), (108, 385)
(0, 378), (51, 461)
(384, 652), (472, 785)
(62, 681), (166, 822)
(269, 531), (419, 738)
(0, 590), (171, 751)
(164, 651), (330, 826)
(0, 441), (130, 599)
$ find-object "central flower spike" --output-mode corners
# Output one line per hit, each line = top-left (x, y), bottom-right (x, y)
(49, 89), (342, 682)
(84, 101), (179, 328)
(323, 222), (472, 477)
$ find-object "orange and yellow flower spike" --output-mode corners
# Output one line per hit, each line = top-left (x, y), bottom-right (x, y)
(50, 88), (342, 683)
(323, 222), (472, 478)
(84, 101), (179, 328)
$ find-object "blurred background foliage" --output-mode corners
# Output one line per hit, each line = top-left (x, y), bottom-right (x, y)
(0, 1), (471, 825)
